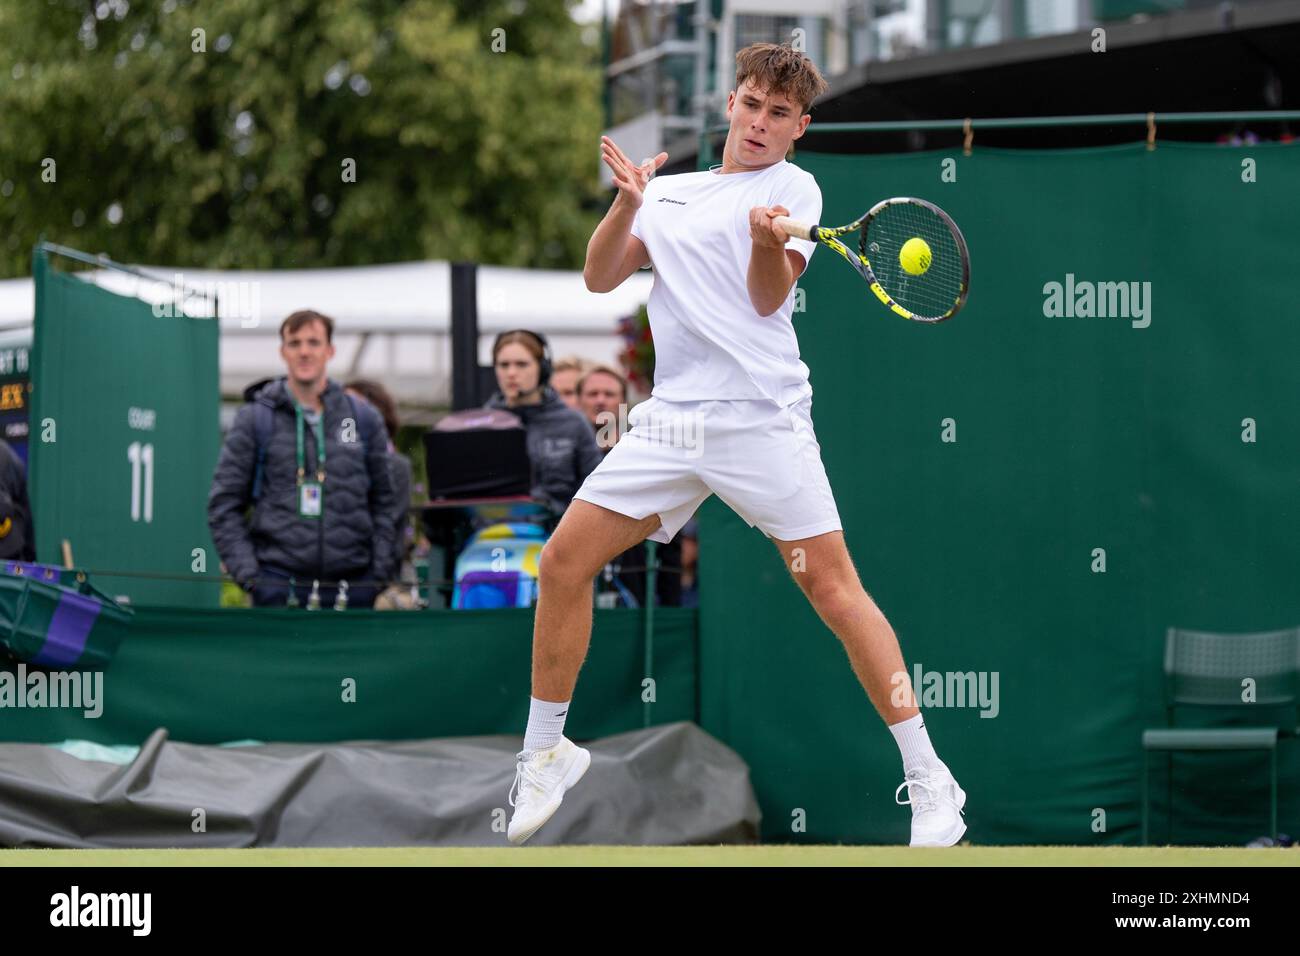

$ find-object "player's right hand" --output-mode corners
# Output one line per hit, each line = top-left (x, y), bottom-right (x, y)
(602, 136), (667, 210)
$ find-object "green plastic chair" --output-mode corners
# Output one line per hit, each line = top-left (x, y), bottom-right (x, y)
(1141, 627), (1299, 845)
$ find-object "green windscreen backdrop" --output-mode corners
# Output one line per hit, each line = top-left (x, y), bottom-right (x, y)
(699, 141), (1300, 845)
(30, 249), (220, 607)
(0, 607), (698, 745)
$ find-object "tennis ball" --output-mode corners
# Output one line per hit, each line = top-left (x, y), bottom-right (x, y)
(900, 237), (932, 276)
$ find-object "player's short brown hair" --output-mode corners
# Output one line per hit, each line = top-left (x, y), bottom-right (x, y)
(280, 309), (335, 343)
(734, 42), (828, 115)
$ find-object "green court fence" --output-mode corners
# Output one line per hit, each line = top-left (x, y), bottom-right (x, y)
(0, 607), (698, 744)
(697, 137), (1300, 844)
(30, 245), (220, 607)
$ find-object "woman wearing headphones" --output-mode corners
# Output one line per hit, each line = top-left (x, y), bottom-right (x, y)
(487, 330), (603, 513)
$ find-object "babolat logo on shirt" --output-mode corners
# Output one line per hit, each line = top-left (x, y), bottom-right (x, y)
(657, 197), (686, 205)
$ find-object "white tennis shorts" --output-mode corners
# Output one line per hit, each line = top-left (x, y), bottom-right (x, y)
(573, 395), (843, 544)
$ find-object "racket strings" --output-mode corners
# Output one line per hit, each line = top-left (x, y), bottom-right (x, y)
(860, 203), (965, 320)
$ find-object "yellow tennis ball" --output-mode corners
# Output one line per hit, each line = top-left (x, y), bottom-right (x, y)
(899, 237), (932, 276)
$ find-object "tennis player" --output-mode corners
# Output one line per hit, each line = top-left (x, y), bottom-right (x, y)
(508, 42), (967, 847)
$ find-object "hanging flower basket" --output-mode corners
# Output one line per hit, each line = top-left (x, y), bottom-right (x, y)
(616, 304), (654, 396)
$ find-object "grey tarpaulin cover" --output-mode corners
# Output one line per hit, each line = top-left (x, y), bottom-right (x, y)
(0, 721), (760, 847)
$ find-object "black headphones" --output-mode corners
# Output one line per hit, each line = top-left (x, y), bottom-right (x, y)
(493, 329), (553, 388)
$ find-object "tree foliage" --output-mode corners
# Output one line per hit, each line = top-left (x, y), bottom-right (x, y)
(0, 0), (604, 277)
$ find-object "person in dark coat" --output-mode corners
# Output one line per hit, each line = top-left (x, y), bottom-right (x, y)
(484, 330), (602, 514)
(207, 310), (396, 608)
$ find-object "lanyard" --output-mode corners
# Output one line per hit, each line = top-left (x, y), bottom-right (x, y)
(294, 401), (326, 484)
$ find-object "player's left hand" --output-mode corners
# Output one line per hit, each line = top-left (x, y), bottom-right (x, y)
(749, 205), (790, 248)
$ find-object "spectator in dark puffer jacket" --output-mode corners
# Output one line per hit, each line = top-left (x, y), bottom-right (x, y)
(207, 310), (397, 608)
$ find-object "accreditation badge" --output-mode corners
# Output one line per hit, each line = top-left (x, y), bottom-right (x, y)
(299, 481), (323, 518)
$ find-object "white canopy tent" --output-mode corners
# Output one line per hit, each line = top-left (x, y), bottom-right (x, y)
(0, 259), (652, 417)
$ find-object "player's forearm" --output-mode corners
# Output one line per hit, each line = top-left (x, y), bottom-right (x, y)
(584, 198), (638, 292)
(747, 243), (795, 317)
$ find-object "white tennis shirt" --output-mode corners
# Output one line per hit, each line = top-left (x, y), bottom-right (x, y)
(630, 159), (822, 406)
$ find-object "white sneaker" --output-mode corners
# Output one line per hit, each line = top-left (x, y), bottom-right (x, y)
(506, 737), (591, 845)
(895, 765), (967, 847)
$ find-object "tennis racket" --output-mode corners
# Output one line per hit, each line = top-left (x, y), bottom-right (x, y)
(775, 197), (970, 323)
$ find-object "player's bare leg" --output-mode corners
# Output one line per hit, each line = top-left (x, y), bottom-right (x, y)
(771, 530), (914, 722)
(533, 499), (663, 700)
(507, 499), (661, 844)
(772, 530), (967, 846)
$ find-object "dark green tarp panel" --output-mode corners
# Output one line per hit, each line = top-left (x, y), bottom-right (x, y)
(698, 142), (1300, 845)
(0, 606), (698, 745)
(30, 249), (220, 607)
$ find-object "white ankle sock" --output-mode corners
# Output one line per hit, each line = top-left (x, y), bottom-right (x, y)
(889, 713), (947, 774)
(523, 696), (570, 753)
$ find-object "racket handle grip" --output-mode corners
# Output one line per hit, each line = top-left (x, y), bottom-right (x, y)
(772, 216), (812, 241)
